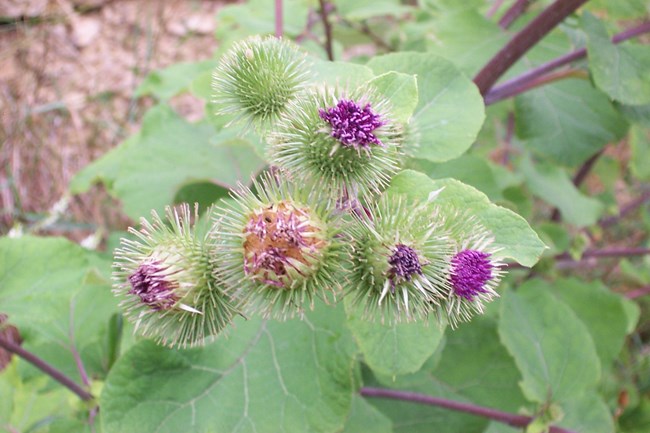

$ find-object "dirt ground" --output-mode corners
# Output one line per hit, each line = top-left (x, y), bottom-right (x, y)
(0, 0), (231, 237)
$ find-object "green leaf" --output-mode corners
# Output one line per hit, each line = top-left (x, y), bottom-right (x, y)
(136, 60), (217, 101)
(557, 394), (615, 433)
(0, 236), (119, 380)
(631, 125), (650, 180)
(583, 13), (650, 105)
(367, 72), (419, 124)
(69, 105), (265, 220)
(515, 79), (628, 166)
(432, 315), (526, 412)
(387, 170), (546, 267)
(411, 155), (503, 201)
(345, 299), (444, 376)
(101, 302), (356, 433)
(520, 156), (604, 227)
(498, 285), (601, 403)
(337, 0), (412, 20)
(308, 59), (375, 88)
(341, 396), (393, 433)
(542, 277), (638, 367)
(367, 52), (485, 162)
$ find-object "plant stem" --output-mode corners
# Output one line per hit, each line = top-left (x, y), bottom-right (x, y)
(318, 0), (334, 61)
(498, 0), (531, 29)
(360, 387), (577, 433)
(0, 336), (93, 401)
(504, 247), (650, 269)
(275, 0), (283, 38)
(473, 0), (589, 95)
(486, 0), (506, 19)
(550, 148), (605, 222)
(626, 285), (650, 299)
(485, 21), (650, 104)
(599, 190), (650, 228)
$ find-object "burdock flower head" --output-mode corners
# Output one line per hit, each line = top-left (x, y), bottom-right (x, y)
(113, 204), (238, 348)
(344, 194), (453, 323)
(213, 173), (343, 319)
(211, 35), (309, 128)
(268, 85), (402, 202)
(443, 212), (504, 326)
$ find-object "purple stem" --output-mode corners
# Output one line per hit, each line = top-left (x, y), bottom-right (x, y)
(498, 0), (531, 29)
(600, 190), (650, 228)
(626, 285), (650, 299)
(360, 387), (577, 433)
(486, 0), (506, 19)
(474, 0), (589, 95)
(275, 0), (283, 38)
(485, 21), (650, 104)
(0, 336), (93, 401)
(318, 0), (334, 61)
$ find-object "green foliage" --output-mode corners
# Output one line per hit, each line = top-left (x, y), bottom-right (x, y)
(2, 2), (649, 432)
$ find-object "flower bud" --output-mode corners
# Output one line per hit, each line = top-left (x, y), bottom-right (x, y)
(213, 173), (343, 319)
(268, 85), (403, 202)
(343, 195), (453, 323)
(113, 204), (238, 348)
(211, 35), (309, 128)
(442, 213), (505, 326)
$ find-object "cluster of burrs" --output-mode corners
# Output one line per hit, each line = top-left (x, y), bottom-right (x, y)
(113, 36), (504, 348)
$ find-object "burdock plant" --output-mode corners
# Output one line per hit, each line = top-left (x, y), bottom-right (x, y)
(344, 194), (454, 323)
(211, 35), (309, 129)
(213, 174), (344, 319)
(268, 85), (403, 202)
(113, 204), (238, 348)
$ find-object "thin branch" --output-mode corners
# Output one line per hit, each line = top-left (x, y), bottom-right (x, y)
(498, 0), (531, 29)
(486, 0), (506, 19)
(275, 0), (283, 38)
(318, 0), (334, 61)
(504, 247), (650, 270)
(360, 387), (577, 433)
(485, 21), (650, 104)
(339, 19), (394, 52)
(599, 190), (650, 228)
(626, 285), (650, 299)
(473, 0), (589, 95)
(0, 336), (93, 401)
(295, 8), (321, 43)
(550, 148), (605, 222)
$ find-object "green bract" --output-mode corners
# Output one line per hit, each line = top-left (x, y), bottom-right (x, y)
(268, 84), (403, 202)
(211, 35), (309, 128)
(113, 204), (238, 348)
(343, 194), (453, 323)
(213, 174), (344, 319)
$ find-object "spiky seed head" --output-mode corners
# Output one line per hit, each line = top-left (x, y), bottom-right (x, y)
(113, 204), (239, 348)
(213, 173), (344, 320)
(343, 194), (454, 323)
(211, 35), (309, 129)
(267, 85), (403, 203)
(442, 212), (505, 327)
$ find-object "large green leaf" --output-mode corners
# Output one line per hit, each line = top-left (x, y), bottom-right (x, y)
(387, 170), (546, 267)
(69, 105), (265, 220)
(0, 236), (118, 380)
(367, 52), (485, 162)
(345, 299), (444, 376)
(515, 79), (628, 166)
(368, 72), (419, 124)
(541, 278), (638, 368)
(432, 315), (526, 412)
(136, 60), (217, 101)
(101, 302), (357, 433)
(498, 285), (601, 403)
(308, 59), (375, 88)
(631, 125), (650, 180)
(520, 156), (604, 227)
(557, 394), (615, 433)
(341, 396), (393, 433)
(583, 13), (650, 106)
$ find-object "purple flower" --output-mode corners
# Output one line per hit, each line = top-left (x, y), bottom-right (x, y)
(128, 261), (179, 310)
(450, 249), (493, 301)
(388, 244), (423, 287)
(319, 99), (385, 149)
